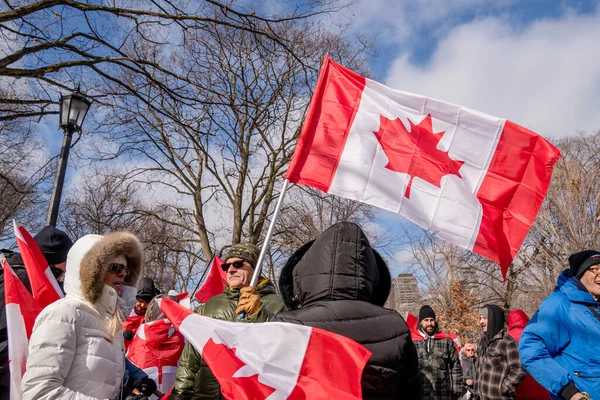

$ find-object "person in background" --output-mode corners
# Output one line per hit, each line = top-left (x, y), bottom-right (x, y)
(414, 305), (464, 400)
(124, 277), (160, 349)
(22, 232), (144, 399)
(474, 305), (525, 400)
(272, 222), (421, 400)
(460, 343), (477, 391)
(520, 250), (600, 400)
(33, 225), (73, 291)
(127, 295), (186, 398)
(172, 242), (284, 400)
(506, 309), (550, 400)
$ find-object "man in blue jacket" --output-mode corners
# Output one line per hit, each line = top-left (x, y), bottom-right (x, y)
(520, 250), (600, 400)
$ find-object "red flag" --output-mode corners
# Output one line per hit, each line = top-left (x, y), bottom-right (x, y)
(449, 330), (462, 354)
(286, 56), (561, 277)
(194, 255), (226, 303)
(13, 220), (63, 307)
(2, 256), (42, 399)
(159, 298), (371, 400)
(126, 319), (185, 393)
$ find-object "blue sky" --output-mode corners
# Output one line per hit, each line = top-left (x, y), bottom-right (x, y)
(31, 0), (600, 278)
(329, 0), (600, 276)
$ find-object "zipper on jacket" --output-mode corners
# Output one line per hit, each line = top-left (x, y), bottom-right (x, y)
(574, 372), (600, 378)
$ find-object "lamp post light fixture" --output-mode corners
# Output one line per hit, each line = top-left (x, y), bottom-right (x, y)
(46, 88), (91, 226)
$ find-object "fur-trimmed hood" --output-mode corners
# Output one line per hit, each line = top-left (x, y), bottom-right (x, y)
(279, 222), (391, 310)
(64, 232), (144, 304)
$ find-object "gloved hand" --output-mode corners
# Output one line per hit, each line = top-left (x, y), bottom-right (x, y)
(235, 286), (262, 316)
(123, 330), (135, 341)
(132, 376), (157, 396)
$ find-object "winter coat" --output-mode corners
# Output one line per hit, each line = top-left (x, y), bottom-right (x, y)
(461, 356), (476, 383)
(474, 330), (525, 400)
(272, 222), (421, 400)
(506, 310), (549, 400)
(415, 326), (464, 400)
(171, 279), (284, 400)
(21, 232), (143, 400)
(0, 249), (31, 400)
(519, 270), (600, 400)
(127, 318), (185, 399)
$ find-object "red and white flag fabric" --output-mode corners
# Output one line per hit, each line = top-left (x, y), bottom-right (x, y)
(286, 56), (561, 276)
(449, 330), (462, 354)
(13, 220), (63, 306)
(126, 318), (186, 397)
(159, 298), (371, 400)
(194, 255), (226, 303)
(2, 256), (42, 400)
(406, 312), (452, 342)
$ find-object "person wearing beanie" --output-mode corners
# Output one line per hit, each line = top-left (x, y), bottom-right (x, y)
(34, 225), (74, 290)
(272, 222), (421, 400)
(474, 305), (525, 400)
(172, 241), (284, 399)
(123, 277), (161, 350)
(414, 305), (464, 400)
(520, 250), (600, 400)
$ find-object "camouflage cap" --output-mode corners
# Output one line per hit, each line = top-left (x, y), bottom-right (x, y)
(224, 242), (260, 267)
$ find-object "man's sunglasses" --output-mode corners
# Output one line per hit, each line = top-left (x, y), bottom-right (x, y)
(221, 260), (246, 271)
(109, 263), (130, 275)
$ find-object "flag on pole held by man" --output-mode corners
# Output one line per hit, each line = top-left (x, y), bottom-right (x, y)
(159, 298), (371, 400)
(13, 220), (63, 307)
(194, 255), (226, 303)
(2, 256), (42, 400)
(285, 56), (561, 277)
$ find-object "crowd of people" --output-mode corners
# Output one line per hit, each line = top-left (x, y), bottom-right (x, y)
(0, 222), (599, 400)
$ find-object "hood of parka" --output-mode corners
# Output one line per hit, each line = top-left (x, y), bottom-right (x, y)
(64, 232), (144, 304)
(279, 222), (391, 310)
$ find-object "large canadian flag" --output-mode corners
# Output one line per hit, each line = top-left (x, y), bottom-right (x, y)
(13, 220), (63, 307)
(194, 254), (226, 303)
(285, 56), (561, 276)
(159, 298), (371, 400)
(2, 256), (42, 400)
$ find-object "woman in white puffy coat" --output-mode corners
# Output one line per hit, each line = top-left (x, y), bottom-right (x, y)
(22, 232), (144, 400)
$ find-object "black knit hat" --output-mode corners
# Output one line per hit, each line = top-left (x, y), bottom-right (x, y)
(34, 225), (73, 266)
(569, 250), (600, 278)
(419, 305), (436, 322)
(136, 277), (160, 302)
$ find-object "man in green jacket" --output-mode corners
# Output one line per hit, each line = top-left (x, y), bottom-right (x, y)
(171, 243), (285, 400)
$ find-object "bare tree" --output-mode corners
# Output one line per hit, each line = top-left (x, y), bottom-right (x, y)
(0, 0), (349, 122)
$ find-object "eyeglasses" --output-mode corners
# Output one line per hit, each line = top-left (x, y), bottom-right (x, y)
(221, 260), (246, 271)
(465, 349), (475, 352)
(109, 263), (130, 275)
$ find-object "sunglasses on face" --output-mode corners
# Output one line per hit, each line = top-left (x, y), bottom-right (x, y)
(221, 260), (246, 271)
(109, 263), (130, 275)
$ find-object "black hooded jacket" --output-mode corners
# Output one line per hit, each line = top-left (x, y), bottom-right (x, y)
(272, 222), (421, 400)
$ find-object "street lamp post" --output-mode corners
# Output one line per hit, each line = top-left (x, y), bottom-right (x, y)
(46, 88), (91, 226)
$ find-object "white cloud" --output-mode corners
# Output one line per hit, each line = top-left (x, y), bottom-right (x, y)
(384, 11), (600, 138)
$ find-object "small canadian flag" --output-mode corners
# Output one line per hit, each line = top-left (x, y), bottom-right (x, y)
(13, 220), (63, 307)
(2, 255), (42, 400)
(286, 56), (561, 276)
(159, 298), (371, 400)
(194, 254), (226, 303)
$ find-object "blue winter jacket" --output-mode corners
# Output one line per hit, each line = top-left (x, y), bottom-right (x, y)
(519, 270), (600, 399)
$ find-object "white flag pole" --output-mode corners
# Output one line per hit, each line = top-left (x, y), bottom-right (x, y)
(249, 179), (291, 287)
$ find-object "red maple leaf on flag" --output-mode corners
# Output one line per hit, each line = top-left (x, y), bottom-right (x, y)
(203, 338), (276, 400)
(373, 114), (465, 198)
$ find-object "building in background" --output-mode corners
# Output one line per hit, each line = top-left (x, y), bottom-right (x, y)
(385, 273), (420, 317)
